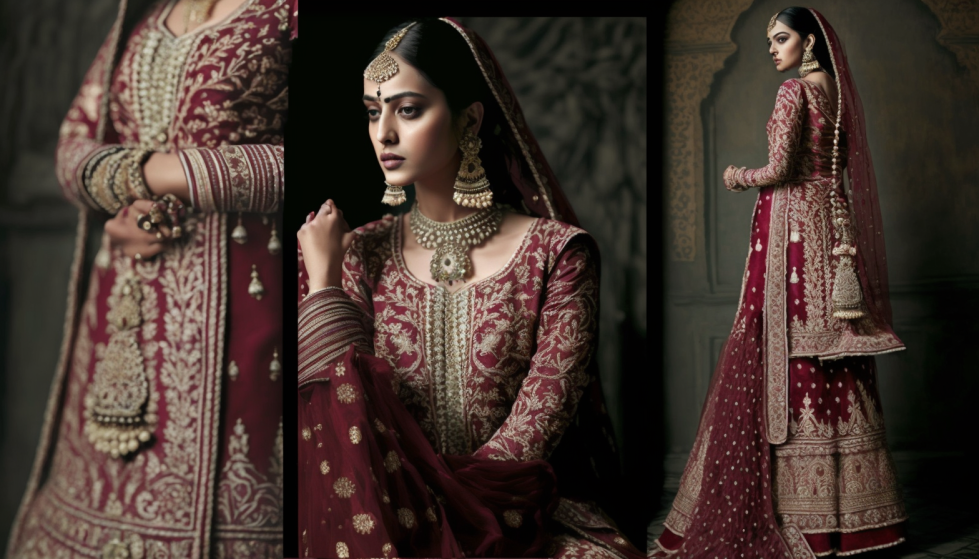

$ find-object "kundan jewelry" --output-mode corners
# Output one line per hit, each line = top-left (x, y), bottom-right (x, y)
(364, 22), (418, 100)
(382, 181), (407, 206)
(184, 0), (219, 34)
(84, 267), (158, 458)
(453, 128), (494, 208)
(799, 43), (821, 77)
(409, 201), (503, 285)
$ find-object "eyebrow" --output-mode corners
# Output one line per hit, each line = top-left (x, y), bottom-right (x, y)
(767, 32), (788, 44)
(362, 91), (428, 103)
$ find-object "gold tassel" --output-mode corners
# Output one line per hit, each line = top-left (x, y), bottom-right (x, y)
(232, 213), (248, 244)
(249, 264), (265, 300)
(831, 246), (865, 320)
(270, 348), (281, 381)
(267, 226), (282, 255)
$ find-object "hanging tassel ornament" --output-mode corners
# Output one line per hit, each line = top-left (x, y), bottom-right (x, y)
(270, 348), (281, 381)
(249, 265), (265, 300)
(452, 128), (494, 208)
(267, 225), (282, 255)
(232, 213), (248, 244)
(790, 267), (800, 284)
(827, 82), (865, 321)
(84, 269), (158, 458)
(381, 181), (407, 206)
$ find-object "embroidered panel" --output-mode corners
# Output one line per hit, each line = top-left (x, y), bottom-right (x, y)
(773, 357), (907, 535)
(340, 215), (598, 462)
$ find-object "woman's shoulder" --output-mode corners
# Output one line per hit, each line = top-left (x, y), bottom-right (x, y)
(529, 216), (599, 260)
(349, 214), (399, 254)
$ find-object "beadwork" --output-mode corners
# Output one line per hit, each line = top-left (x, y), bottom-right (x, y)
(409, 201), (503, 285)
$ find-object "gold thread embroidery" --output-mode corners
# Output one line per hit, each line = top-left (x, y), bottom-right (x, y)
(397, 508), (416, 528)
(333, 477), (355, 499)
(349, 426), (362, 444)
(352, 513), (375, 535)
(319, 461), (329, 475)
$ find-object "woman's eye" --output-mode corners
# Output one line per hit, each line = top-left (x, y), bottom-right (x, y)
(364, 106), (421, 121)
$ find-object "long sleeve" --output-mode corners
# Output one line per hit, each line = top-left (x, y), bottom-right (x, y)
(732, 79), (806, 189)
(178, 144), (284, 213)
(473, 235), (600, 462)
(297, 232), (374, 387)
(55, 26), (123, 212)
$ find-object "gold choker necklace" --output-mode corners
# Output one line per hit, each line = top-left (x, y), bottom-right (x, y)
(409, 202), (503, 285)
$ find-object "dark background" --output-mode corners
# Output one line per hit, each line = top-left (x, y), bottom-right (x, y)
(0, 4), (662, 555)
(289, 12), (657, 553)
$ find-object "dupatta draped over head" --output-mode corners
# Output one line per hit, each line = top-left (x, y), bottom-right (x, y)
(654, 8), (902, 558)
(298, 17), (641, 559)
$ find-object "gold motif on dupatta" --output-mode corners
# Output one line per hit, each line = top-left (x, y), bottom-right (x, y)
(383, 450), (401, 473)
(352, 513), (375, 535)
(333, 477), (355, 498)
(397, 508), (416, 528)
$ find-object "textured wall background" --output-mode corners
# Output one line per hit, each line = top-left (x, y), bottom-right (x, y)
(0, 0), (118, 545)
(662, 0), (979, 478)
(459, 15), (649, 476)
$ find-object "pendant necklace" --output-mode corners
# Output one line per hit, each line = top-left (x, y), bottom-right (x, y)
(409, 201), (503, 285)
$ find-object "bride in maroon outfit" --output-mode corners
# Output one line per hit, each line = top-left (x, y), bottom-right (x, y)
(297, 17), (643, 559)
(7, 0), (292, 556)
(650, 8), (907, 558)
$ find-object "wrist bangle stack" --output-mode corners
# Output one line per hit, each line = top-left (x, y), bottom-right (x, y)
(83, 147), (156, 213)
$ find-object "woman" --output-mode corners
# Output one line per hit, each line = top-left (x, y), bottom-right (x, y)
(297, 17), (643, 559)
(650, 8), (906, 558)
(6, 0), (294, 557)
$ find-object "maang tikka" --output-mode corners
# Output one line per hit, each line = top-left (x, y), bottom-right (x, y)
(365, 22), (418, 207)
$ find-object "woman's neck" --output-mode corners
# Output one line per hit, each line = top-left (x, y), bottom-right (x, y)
(413, 154), (480, 223)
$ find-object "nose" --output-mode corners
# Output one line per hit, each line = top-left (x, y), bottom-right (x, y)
(769, 43), (777, 56)
(375, 110), (397, 146)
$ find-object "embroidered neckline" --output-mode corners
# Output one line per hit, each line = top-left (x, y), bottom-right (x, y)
(394, 213), (540, 296)
(157, 0), (257, 40)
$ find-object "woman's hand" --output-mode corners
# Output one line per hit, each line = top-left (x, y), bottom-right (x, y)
(724, 165), (748, 192)
(104, 199), (172, 260)
(297, 199), (354, 291)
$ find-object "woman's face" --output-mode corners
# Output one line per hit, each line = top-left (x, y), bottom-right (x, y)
(768, 21), (812, 73)
(363, 52), (462, 188)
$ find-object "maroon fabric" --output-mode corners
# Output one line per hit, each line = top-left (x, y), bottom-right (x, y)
(809, 9), (895, 327)
(298, 346), (557, 558)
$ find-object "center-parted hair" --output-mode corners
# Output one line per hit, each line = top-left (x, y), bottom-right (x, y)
(369, 18), (524, 210)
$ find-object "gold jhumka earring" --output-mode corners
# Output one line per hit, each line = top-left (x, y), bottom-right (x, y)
(365, 23), (418, 206)
(799, 43), (821, 77)
(453, 128), (493, 208)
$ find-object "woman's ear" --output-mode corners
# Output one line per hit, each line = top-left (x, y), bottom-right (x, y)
(462, 102), (485, 137)
(806, 34), (816, 50)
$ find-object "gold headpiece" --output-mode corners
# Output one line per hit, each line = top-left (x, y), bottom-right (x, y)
(364, 22), (418, 99)
(767, 12), (779, 36)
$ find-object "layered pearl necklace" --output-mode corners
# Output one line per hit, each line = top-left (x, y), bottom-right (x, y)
(409, 201), (503, 285)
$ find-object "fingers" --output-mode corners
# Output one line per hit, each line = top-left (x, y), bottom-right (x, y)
(122, 241), (165, 260)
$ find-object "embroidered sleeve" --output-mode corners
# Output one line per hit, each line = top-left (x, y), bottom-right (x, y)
(54, 25), (124, 212)
(178, 144), (284, 213)
(731, 79), (806, 189)
(297, 232), (374, 387)
(473, 236), (600, 462)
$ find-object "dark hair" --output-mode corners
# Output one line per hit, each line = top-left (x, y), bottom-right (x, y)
(775, 7), (835, 78)
(369, 18), (524, 209)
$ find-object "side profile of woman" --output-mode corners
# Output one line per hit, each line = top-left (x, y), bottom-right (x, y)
(7, 0), (293, 557)
(297, 17), (643, 559)
(650, 8), (907, 558)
